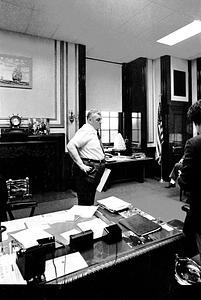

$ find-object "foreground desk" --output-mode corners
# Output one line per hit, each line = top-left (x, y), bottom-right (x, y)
(1, 207), (189, 299)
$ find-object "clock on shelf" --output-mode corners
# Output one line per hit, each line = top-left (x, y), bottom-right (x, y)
(0, 115), (27, 141)
(9, 114), (22, 128)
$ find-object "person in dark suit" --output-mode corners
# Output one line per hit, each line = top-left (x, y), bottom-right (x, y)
(0, 174), (8, 221)
(178, 99), (201, 261)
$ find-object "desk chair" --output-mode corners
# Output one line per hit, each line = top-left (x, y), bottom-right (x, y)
(6, 177), (37, 220)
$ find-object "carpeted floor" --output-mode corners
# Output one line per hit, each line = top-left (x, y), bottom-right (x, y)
(10, 178), (187, 223)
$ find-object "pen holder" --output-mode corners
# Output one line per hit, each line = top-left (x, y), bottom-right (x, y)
(70, 229), (93, 251)
(103, 224), (122, 244)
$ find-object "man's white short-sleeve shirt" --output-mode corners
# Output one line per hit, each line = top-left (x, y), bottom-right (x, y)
(70, 123), (104, 160)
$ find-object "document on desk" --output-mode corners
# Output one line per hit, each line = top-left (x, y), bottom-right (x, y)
(0, 253), (26, 284)
(69, 205), (98, 218)
(44, 252), (88, 282)
(41, 210), (75, 224)
(77, 218), (108, 239)
(2, 218), (26, 233)
(24, 215), (50, 229)
(9, 228), (53, 249)
(97, 196), (131, 213)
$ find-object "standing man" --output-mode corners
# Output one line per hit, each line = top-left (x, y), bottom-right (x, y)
(178, 100), (201, 262)
(67, 109), (105, 205)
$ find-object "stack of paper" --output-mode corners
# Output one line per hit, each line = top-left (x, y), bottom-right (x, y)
(0, 253), (26, 284)
(97, 196), (131, 213)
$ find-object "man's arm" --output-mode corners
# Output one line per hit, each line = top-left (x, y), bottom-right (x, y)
(67, 140), (91, 173)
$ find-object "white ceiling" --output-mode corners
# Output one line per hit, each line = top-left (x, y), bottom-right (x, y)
(1, 0), (201, 63)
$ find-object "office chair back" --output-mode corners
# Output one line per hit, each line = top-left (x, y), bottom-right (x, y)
(6, 177), (37, 220)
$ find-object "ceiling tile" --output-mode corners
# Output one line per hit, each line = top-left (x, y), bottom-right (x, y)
(0, 2), (32, 32)
(116, 2), (173, 38)
(150, 0), (201, 18)
(1, 0), (34, 9)
(26, 9), (59, 38)
(139, 12), (192, 42)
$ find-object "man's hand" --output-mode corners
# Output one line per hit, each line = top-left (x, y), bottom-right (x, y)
(80, 164), (92, 173)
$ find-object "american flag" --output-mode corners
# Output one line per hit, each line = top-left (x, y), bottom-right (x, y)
(155, 102), (164, 165)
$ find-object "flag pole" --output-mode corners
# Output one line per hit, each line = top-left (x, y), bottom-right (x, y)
(156, 97), (164, 183)
(160, 157), (164, 183)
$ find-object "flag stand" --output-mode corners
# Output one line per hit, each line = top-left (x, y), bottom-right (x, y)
(159, 157), (164, 183)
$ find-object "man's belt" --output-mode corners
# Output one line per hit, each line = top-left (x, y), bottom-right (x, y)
(82, 158), (105, 164)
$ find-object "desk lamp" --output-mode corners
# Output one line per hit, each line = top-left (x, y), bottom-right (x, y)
(113, 133), (126, 155)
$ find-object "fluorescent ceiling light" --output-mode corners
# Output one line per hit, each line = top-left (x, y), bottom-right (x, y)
(157, 20), (201, 46)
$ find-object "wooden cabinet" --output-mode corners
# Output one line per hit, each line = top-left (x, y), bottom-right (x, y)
(160, 56), (192, 180)
(0, 133), (65, 193)
(122, 57), (147, 152)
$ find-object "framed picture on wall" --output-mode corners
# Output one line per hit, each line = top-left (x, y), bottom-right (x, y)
(171, 68), (188, 102)
(0, 54), (32, 89)
(173, 70), (186, 97)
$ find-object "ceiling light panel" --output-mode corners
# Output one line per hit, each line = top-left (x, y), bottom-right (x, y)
(157, 20), (201, 45)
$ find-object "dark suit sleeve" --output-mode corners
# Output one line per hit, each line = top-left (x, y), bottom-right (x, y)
(0, 175), (8, 221)
(178, 139), (193, 191)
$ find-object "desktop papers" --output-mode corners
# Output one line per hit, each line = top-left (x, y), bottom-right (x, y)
(97, 196), (131, 213)
(41, 210), (75, 224)
(9, 228), (53, 249)
(44, 252), (88, 282)
(2, 218), (26, 233)
(77, 218), (108, 239)
(68, 205), (98, 218)
(0, 253), (26, 284)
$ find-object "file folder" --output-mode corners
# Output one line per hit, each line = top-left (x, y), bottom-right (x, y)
(119, 214), (161, 236)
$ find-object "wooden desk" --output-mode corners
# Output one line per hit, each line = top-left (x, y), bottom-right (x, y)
(105, 157), (154, 189)
(0, 134), (65, 193)
(1, 206), (189, 299)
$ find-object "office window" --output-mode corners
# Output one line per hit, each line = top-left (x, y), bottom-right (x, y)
(86, 111), (118, 144)
(132, 112), (141, 148)
(101, 111), (118, 143)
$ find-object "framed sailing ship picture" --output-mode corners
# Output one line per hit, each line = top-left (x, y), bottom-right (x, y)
(0, 54), (32, 89)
